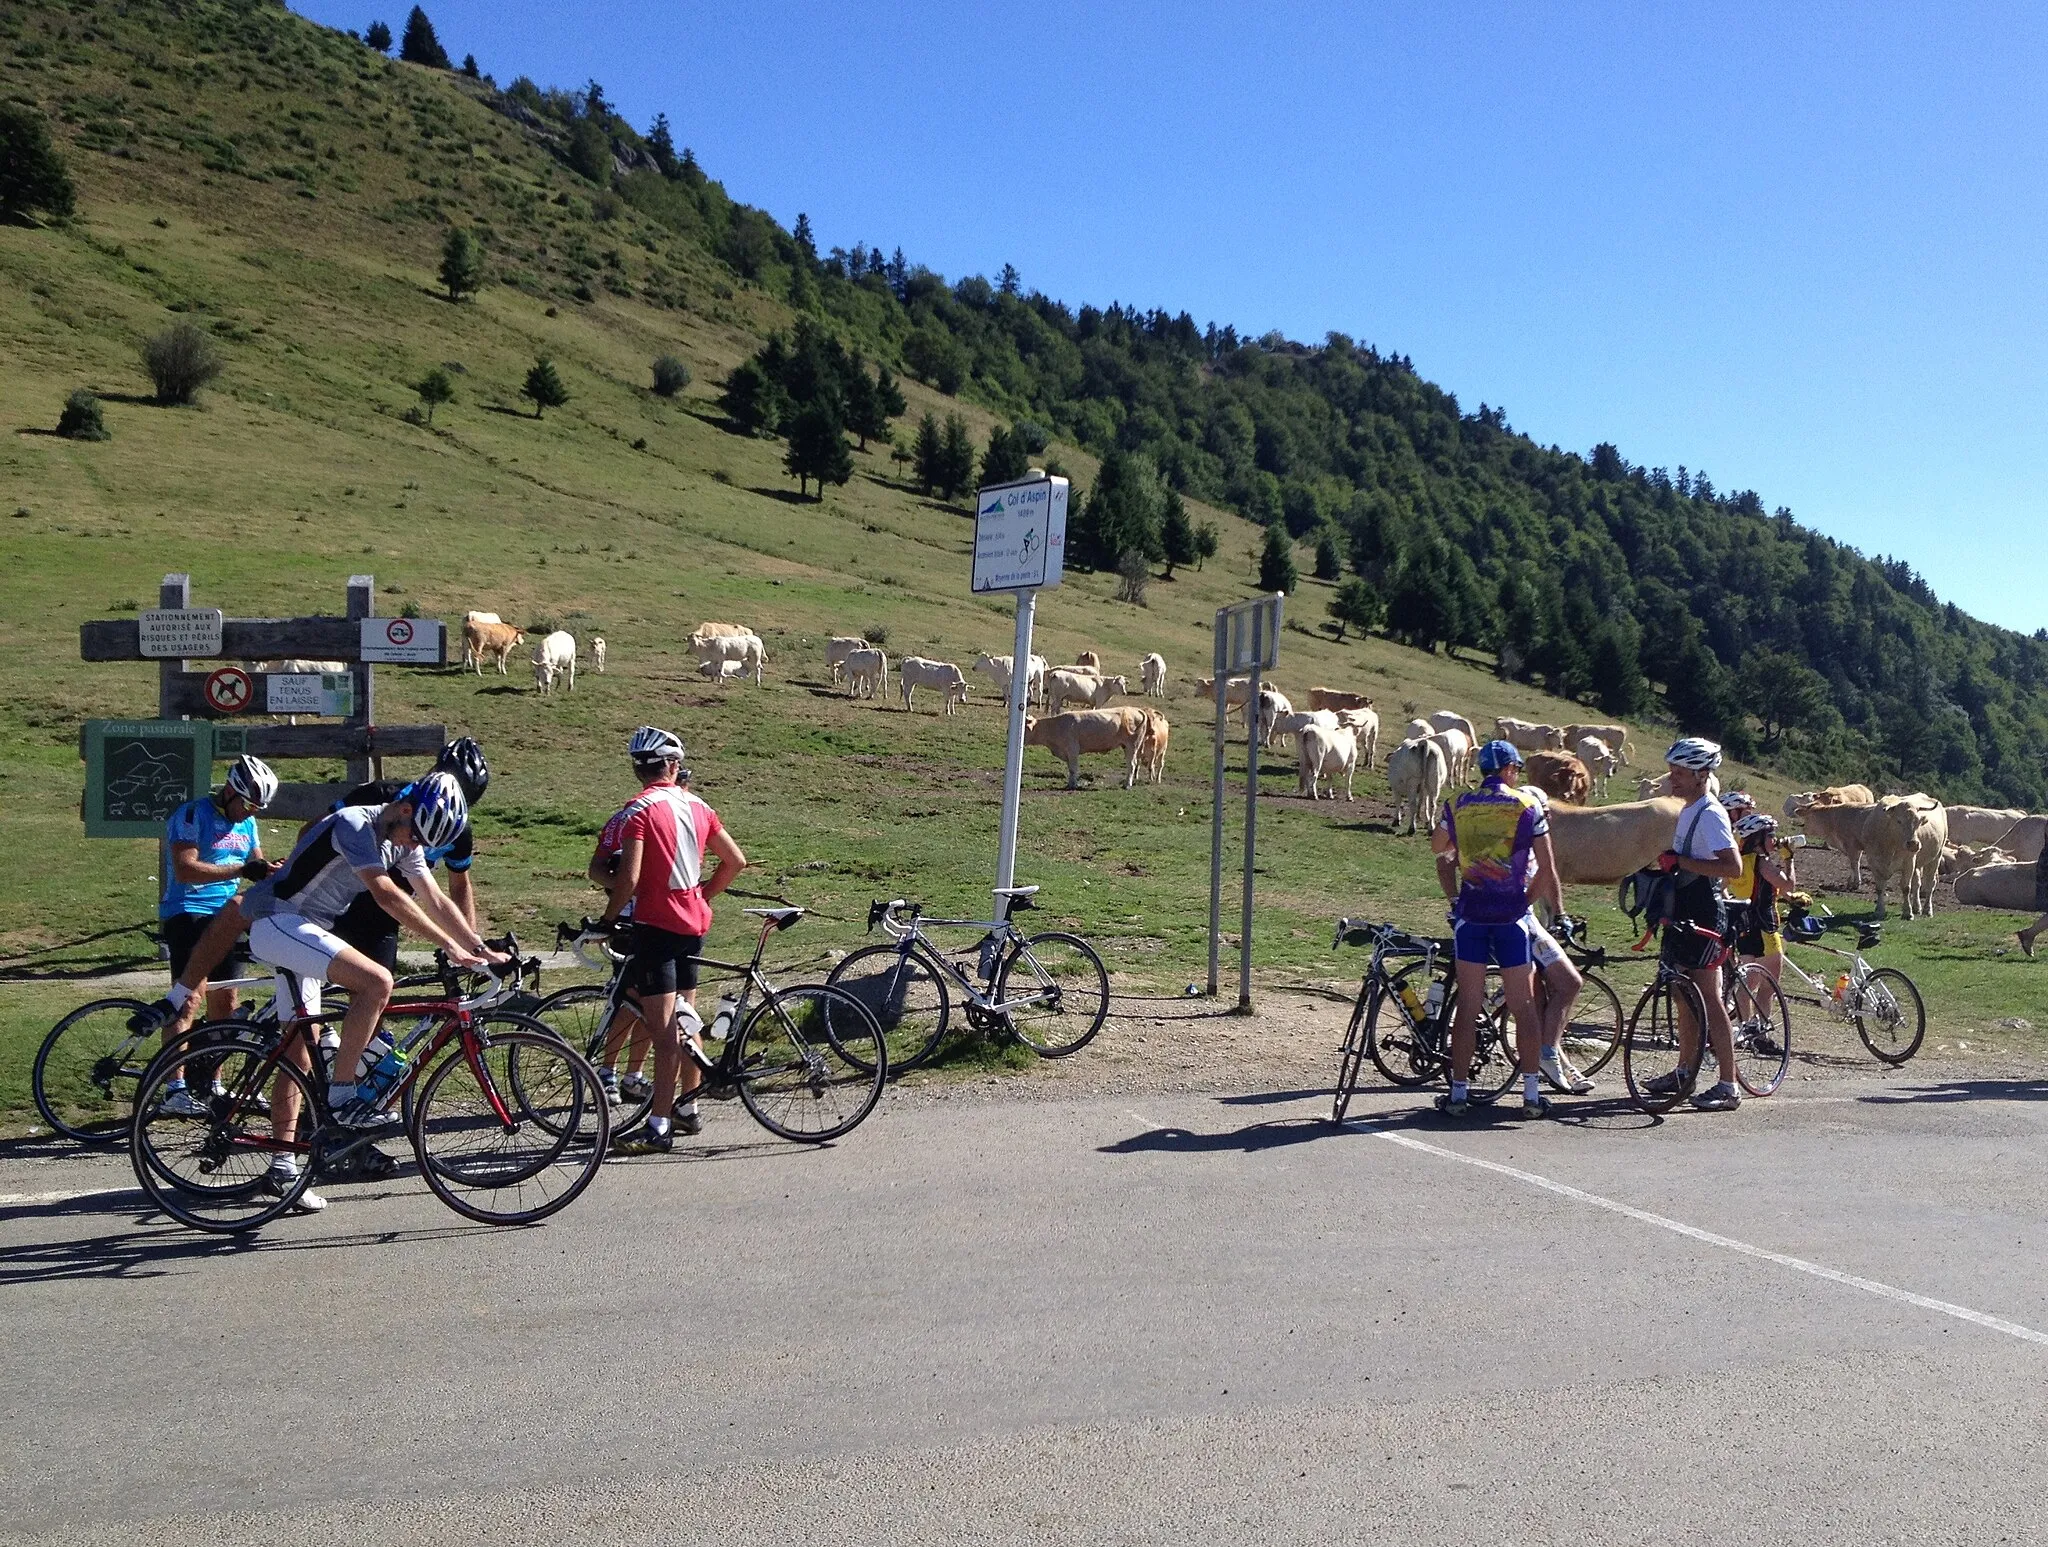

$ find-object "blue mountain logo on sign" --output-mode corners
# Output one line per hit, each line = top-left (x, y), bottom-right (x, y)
(980, 495), (1005, 516)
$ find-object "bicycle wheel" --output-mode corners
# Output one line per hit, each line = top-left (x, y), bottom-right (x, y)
(131, 1035), (317, 1233)
(527, 985), (651, 1138)
(1854, 967), (1926, 1065)
(996, 932), (1111, 1057)
(1725, 963), (1792, 1097)
(734, 984), (886, 1143)
(1331, 985), (1375, 1123)
(1366, 963), (1443, 1089)
(1623, 975), (1708, 1114)
(33, 998), (158, 1143)
(411, 1021), (608, 1225)
(1559, 971), (1626, 1078)
(826, 943), (951, 1075)
(1440, 971), (1523, 1102)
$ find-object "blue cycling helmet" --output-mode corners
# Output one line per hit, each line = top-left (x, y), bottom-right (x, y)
(1477, 739), (1525, 776)
(406, 770), (469, 850)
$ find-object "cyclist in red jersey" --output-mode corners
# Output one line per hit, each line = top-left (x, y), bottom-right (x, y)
(597, 727), (747, 1153)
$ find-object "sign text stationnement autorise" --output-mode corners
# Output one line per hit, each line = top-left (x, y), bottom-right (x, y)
(138, 608), (224, 659)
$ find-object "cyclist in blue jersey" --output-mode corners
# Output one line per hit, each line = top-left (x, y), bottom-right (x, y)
(1430, 740), (1559, 1118)
(151, 756), (282, 1116)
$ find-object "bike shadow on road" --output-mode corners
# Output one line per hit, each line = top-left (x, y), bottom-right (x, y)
(1855, 1078), (2046, 1106)
(1099, 1092), (1659, 1155)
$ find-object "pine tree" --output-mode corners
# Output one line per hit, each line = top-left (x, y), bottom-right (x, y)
(438, 226), (484, 301)
(522, 356), (568, 418)
(998, 262), (1021, 296)
(873, 364), (906, 421)
(787, 259), (818, 312)
(792, 213), (817, 265)
(785, 400), (852, 499)
(364, 19), (393, 52)
(414, 366), (455, 424)
(646, 114), (677, 177)
(912, 412), (944, 495)
(0, 104), (76, 223)
(398, 6), (450, 68)
(842, 358), (889, 450)
(1328, 577), (1383, 641)
(1257, 524), (1298, 595)
(938, 414), (977, 500)
(1193, 521), (1219, 571)
(461, 54), (479, 78)
(1160, 491), (1195, 577)
(1085, 449), (1164, 570)
(719, 360), (783, 437)
(1313, 526), (1343, 581)
(980, 424), (1030, 486)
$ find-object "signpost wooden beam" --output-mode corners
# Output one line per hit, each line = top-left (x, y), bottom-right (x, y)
(346, 574), (376, 784)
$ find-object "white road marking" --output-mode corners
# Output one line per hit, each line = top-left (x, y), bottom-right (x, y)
(0, 1186), (133, 1206)
(1376, 1130), (2048, 1348)
(1126, 1108), (1167, 1131)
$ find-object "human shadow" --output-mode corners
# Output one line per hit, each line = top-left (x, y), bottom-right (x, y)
(1098, 1116), (1346, 1156)
(1857, 1078), (2046, 1106)
(1215, 1087), (1330, 1106)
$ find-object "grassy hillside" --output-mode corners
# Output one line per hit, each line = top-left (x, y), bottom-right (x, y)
(2, 1), (2040, 1122)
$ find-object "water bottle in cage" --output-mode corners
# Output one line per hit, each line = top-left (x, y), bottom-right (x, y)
(978, 934), (1001, 982)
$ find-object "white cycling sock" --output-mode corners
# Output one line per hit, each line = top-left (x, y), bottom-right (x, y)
(1523, 1072), (1541, 1101)
(166, 982), (193, 1011)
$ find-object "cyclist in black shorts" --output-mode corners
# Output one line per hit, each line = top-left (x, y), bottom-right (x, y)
(1646, 737), (1746, 1111)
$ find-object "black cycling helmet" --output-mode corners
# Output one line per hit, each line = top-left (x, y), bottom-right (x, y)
(436, 736), (490, 805)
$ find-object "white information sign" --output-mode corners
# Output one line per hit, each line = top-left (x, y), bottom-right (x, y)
(359, 616), (443, 664)
(971, 475), (1068, 593)
(266, 672), (355, 717)
(138, 608), (224, 659)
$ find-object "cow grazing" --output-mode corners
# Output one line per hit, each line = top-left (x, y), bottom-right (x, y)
(1425, 710), (1477, 750)
(1638, 770), (1723, 802)
(1956, 861), (2043, 910)
(1297, 722), (1359, 801)
(1195, 676), (1255, 721)
(843, 647), (887, 699)
(462, 619), (525, 676)
(1073, 651), (1103, 672)
(1308, 688), (1374, 714)
(1792, 793), (1881, 885)
(691, 628), (765, 686)
(1496, 717), (1565, 753)
(1782, 785), (1875, 820)
(898, 656), (969, 715)
(1271, 708), (1339, 750)
(1562, 723), (1633, 766)
(825, 635), (866, 686)
(1430, 726), (1473, 787)
(1866, 795), (1947, 920)
(1575, 736), (1621, 796)
(1256, 688), (1297, 748)
(1136, 709), (1170, 784)
(1023, 708), (1153, 789)
(533, 630), (576, 695)
(1525, 750), (1592, 807)
(1545, 797), (1685, 885)
(1334, 707), (1380, 769)
(1386, 737), (1447, 836)
(592, 637), (606, 674)
(973, 652), (1047, 708)
(1046, 668), (1126, 713)
(1140, 653), (1168, 697)
(693, 621), (752, 640)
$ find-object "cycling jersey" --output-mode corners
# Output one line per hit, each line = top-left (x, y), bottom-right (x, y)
(331, 780), (473, 953)
(341, 779), (473, 871)
(591, 804), (637, 920)
(242, 805), (427, 928)
(159, 796), (258, 919)
(611, 781), (723, 936)
(1438, 778), (1548, 925)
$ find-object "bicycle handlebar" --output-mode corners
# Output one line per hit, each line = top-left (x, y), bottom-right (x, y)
(867, 898), (921, 934)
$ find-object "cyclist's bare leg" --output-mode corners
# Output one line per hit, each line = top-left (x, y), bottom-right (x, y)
(272, 1033), (311, 1146)
(1498, 964), (1542, 1073)
(676, 988), (702, 1101)
(1687, 964), (1737, 1084)
(1537, 956), (1582, 1054)
(323, 948), (396, 1092)
(642, 988), (680, 1118)
(1448, 959), (1487, 1083)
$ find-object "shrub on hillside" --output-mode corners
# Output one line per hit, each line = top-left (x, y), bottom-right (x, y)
(651, 354), (691, 396)
(364, 20), (393, 52)
(861, 625), (888, 646)
(56, 389), (108, 441)
(1116, 549), (1151, 606)
(0, 103), (77, 224)
(414, 366), (455, 424)
(140, 323), (223, 405)
(522, 356), (569, 417)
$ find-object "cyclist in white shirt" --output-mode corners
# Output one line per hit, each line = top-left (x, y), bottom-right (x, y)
(1646, 737), (1746, 1111)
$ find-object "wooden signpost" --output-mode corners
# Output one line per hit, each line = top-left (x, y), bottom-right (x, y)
(78, 573), (448, 825)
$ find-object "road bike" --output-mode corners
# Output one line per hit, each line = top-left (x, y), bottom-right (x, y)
(1621, 920), (1791, 1111)
(1327, 919), (1519, 1122)
(1778, 900), (1925, 1064)
(129, 939), (609, 1232)
(534, 907), (887, 1143)
(823, 885), (1111, 1072)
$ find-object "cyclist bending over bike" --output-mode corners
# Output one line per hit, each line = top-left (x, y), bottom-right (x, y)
(1430, 739), (1559, 1118)
(156, 774), (500, 1208)
(1648, 738), (1746, 1112)
(597, 727), (747, 1154)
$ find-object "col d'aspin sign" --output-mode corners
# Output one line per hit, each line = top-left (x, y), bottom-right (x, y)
(971, 475), (1069, 592)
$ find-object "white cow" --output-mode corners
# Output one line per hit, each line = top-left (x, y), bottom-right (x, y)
(1296, 722), (1359, 801)
(973, 652), (1048, 708)
(898, 656), (969, 715)
(591, 636), (606, 674)
(843, 647), (887, 699)
(1496, 717), (1565, 754)
(1387, 737), (1448, 837)
(826, 635), (866, 686)
(1430, 726), (1473, 787)
(1425, 710), (1477, 749)
(1195, 676), (1256, 721)
(533, 630), (576, 695)
(1139, 653), (1167, 697)
(692, 628), (764, 686)
(1334, 706), (1379, 769)
(1256, 688), (1296, 748)
(1575, 735), (1621, 796)
(1047, 668), (1125, 713)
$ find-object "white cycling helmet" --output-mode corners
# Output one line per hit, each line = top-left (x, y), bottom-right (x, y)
(1734, 810), (1779, 843)
(407, 770), (469, 850)
(628, 725), (684, 765)
(225, 754), (278, 810)
(1665, 736), (1723, 771)
(1720, 789), (1756, 814)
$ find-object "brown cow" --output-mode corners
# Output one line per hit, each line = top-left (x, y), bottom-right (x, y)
(1023, 708), (1152, 789)
(1525, 750), (1592, 806)
(462, 619), (525, 675)
(1308, 688), (1374, 713)
(1546, 797), (1685, 885)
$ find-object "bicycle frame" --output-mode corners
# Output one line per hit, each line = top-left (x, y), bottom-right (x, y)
(864, 898), (1064, 1018)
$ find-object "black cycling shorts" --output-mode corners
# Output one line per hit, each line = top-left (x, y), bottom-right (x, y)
(2035, 848), (2048, 912)
(1661, 892), (1729, 972)
(625, 923), (703, 995)
(1729, 902), (1780, 958)
(162, 911), (250, 981)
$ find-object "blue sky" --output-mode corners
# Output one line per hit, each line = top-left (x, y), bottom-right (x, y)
(300, 2), (2047, 633)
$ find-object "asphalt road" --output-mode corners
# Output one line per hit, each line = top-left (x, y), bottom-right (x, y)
(4, 1068), (2045, 1545)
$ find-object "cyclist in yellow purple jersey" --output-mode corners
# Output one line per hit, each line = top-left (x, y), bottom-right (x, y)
(1429, 739), (1560, 1118)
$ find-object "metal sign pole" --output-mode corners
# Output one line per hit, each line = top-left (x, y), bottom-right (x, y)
(994, 589), (1037, 891)
(1240, 607), (1263, 1012)
(1207, 624), (1228, 996)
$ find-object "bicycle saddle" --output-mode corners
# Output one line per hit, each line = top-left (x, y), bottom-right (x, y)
(993, 884), (1039, 898)
(744, 907), (806, 930)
